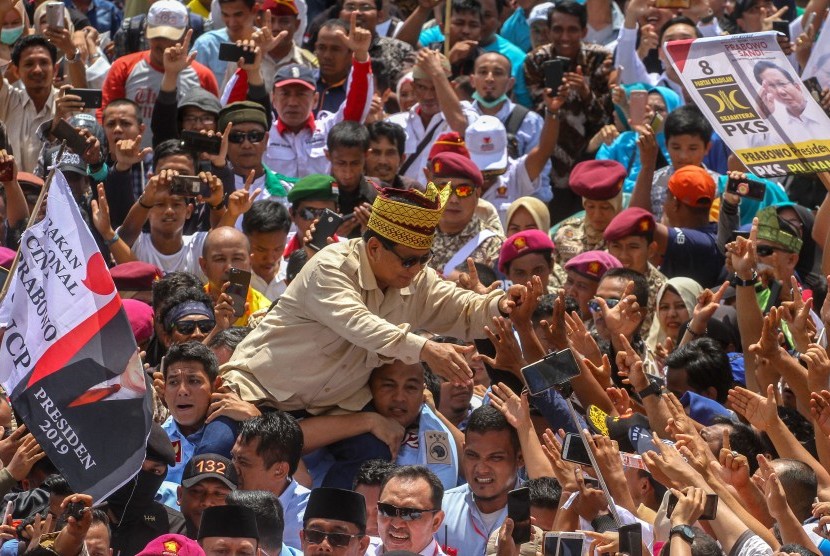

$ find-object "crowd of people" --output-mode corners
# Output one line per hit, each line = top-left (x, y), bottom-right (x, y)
(0, 0), (828, 554)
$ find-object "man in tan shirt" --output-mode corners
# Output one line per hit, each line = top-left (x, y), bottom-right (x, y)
(220, 182), (527, 416)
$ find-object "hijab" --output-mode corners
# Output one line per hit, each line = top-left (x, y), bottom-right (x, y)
(647, 277), (703, 349)
(506, 196), (551, 233)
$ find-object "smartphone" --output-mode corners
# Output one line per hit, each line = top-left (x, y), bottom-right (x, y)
(629, 90), (648, 125)
(3, 501), (12, 523)
(226, 267), (251, 319)
(507, 487), (531, 545)
(66, 88), (102, 108)
(544, 532), (586, 556)
(64, 501), (85, 521)
(520, 348), (580, 395)
(0, 159), (13, 182)
(804, 76), (824, 104)
(649, 111), (664, 133)
(542, 59), (565, 92)
(170, 175), (209, 198)
(309, 209), (344, 251)
(52, 119), (90, 155)
(181, 130), (222, 155)
(218, 42), (256, 64)
(561, 433), (592, 466)
(667, 493), (719, 520)
(45, 1), (64, 29)
(772, 20), (790, 38)
(655, 0), (690, 7)
(619, 523), (643, 556)
(726, 176), (766, 201)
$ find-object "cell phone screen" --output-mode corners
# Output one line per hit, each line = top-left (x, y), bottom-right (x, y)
(181, 130), (222, 156)
(562, 433), (592, 466)
(508, 488), (531, 545)
(226, 268), (251, 319)
(544, 535), (558, 556)
(521, 349), (580, 395)
(218, 42), (256, 64)
(558, 537), (584, 556)
(542, 60), (564, 92)
(619, 523), (643, 556)
(726, 176), (766, 201)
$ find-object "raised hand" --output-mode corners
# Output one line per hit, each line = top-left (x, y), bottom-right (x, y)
(563, 66), (591, 102)
(114, 135), (153, 171)
(90, 183), (115, 240)
(457, 257), (501, 294)
(225, 170), (262, 219)
(235, 38), (262, 73)
(810, 390), (830, 437)
(690, 281), (729, 333)
(489, 382), (531, 429)
(256, 10), (290, 53)
(540, 428), (579, 491)
(801, 343), (830, 390)
(597, 281), (641, 338)
(539, 290), (567, 352)
(163, 28), (195, 76)
(478, 316), (526, 374)
(728, 384), (779, 432)
(336, 12), (371, 62)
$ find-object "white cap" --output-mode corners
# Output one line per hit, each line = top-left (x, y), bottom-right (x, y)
(528, 2), (555, 25)
(147, 0), (188, 41)
(466, 116), (508, 172)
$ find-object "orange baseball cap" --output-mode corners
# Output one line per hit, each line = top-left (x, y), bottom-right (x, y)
(667, 165), (715, 207)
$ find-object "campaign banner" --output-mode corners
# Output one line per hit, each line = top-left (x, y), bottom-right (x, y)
(0, 171), (152, 502)
(801, 19), (830, 90)
(664, 31), (830, 177)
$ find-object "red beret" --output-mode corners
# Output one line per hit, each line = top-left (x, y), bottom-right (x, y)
(569, 160), (626, 200)
(428, 132), (470, 160)
(431, 152), (483, 189)
(499, 230), (555, 273)
(110, 261), (163, 291)
(564, 250), (622, 280)
(603, 207), (656, 242)
(261, 0), (298, 15)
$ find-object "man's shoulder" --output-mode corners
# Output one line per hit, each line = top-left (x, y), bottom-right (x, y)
(194, 28), (226, 45)
(387, 110), (413, 127)
(526, 44), (556, 66)
(112, 50), (146, 69)
(490, 34), (526, 62)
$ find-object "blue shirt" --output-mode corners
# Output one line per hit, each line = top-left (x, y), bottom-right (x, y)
(439, 482), (514, 556)
(191, 28), (231, 88)
(419, 27), (531, 107)
(396, 404), (460, 490)
(662, 223), (725, 288)
(64, 0), (122, 36)
(499, 7), (531, 52)
(279, 478), (310, 551)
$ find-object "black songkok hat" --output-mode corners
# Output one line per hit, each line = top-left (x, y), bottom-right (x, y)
(304, 488), (367, 531)
(198, 505), (259, 541)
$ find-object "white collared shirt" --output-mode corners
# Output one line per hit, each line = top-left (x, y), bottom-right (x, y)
(0, 80), (57, 172)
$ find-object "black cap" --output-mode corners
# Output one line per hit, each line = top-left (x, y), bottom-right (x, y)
(182, 454), (238, 489)
(274, 64), (316, 89)
(304, 488), (366, 531)
(146, 422), (176, 466)
(198, 505), (259, 540)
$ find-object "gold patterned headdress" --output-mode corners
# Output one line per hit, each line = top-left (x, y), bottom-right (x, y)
(367, 183), (451, 250)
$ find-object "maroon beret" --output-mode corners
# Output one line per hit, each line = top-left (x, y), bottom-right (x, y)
(428, 132), (470, 160)
(569, 160), (627, 200)
(110, 261), (163, 291)
(603, 207), (656, 242)
(431, 152), (483, 189)
(499, 230), (555, 273)
(564, 250), (622, 280)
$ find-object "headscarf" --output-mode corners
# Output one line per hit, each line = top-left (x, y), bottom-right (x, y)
(505, 196), (551, 234)
(648, 86), (682, 165)
(33, 3), (75, 36)
(396, 71), (414, 101)
(0, 2), (31, 60)
(647, 277), (703, 349)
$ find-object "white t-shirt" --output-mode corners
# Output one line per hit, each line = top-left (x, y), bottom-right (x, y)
(250, 263), (287, 302)
(131, 232), (208, 281)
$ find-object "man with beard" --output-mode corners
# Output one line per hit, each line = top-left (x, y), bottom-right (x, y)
(440, 406), (521, 555)
(100, 423), (187, 556)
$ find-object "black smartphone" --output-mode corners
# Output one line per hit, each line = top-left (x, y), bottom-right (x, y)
(226, 268), (251, 319)
(804, 76), (825, 105)
(310, 209), (344, 251)
(726, 176), (766, 201)
(507, 487), (531, 545)
(619, 523), (643, 556)
(64, 502), (85, 521)
(66, 88), (102, 108)
(773, 20), (790, 38)
(521, 349), (580, 395)
(218, 42), (256, 64)
(52, 119), (90, 155)
(170, 175), (209, 198)
(544, 534), (558, 556)
(561, 432), (592, 466)
(181, 130), (222, 156)
(667, 493), (719, 520)
(542, 59), (565, 92)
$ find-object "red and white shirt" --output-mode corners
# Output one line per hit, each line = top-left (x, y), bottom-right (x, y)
(100, 51), (219, 147)
(264, 58), (373, 179)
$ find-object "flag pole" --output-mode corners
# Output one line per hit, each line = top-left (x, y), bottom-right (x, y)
(443, 0), (451, 56)
(0, 142), (67, 305)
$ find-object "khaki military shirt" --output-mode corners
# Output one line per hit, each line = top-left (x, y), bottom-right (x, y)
(554, 216), (605, 265)
(430, 217), (505, 275)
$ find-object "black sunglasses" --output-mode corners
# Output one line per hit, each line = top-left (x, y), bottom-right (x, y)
(298, 207), (329, 221)
(756, 245), (786, 257)
(379, 239), (433, 269)
(303, 529), (363, 548)
(377, 502), (438, 521)
(172, 319), (215, 335)
(227, 130), (266, 144)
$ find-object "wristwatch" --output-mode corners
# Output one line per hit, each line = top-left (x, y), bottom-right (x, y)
(637, 380), (663, 400)
(670, 525), (696, 544)
(731, 270), (759, 287)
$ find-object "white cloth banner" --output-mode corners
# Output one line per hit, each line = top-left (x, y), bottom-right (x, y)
(664, 31), (830, 176)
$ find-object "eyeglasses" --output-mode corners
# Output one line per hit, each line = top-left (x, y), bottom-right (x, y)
(172, 319), (215, 334)
(436, 182), (476, 198)
(298, 206), (329, 221)
(756, 245), (788, 257)
(182, 115), (217, 125)
(303, 529), (363, 548)
(377, 502), (439, 521)
(227, 130), (266, 144)
(343, 2), (376, 11)
(588, 297), (620, 313)
(380, 239), (433, 269)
